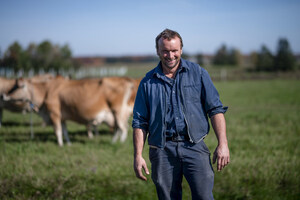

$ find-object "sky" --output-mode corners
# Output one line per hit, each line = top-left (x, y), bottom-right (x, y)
(1, 0), (300, 57)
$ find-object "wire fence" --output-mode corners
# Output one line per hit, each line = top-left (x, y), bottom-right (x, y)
(0, 66), (128, 79)
(1, 66), (299, 81)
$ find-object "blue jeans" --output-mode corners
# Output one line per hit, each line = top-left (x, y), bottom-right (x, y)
(149, 140), (214, 200)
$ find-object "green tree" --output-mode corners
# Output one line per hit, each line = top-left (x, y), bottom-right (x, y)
(50, 44), (73, 72)
(256, 45), (274, 71)
(228, 48), (242, 66)
(1, 41), (75, 74)
(35, 40), (53, 72)
(2, 42), (23, 72)
(30, 41), (74, 73)
(213, 44), (241, 66)
(24, 43), (37, 71)
(213, 44), (228, 65)
(274, 38), (296, 71)
(58, 44), (73, 69)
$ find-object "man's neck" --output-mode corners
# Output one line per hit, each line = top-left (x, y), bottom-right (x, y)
(162, 64), (180, 79)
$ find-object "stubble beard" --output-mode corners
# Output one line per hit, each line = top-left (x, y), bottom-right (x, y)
(161, 57), (180, 70)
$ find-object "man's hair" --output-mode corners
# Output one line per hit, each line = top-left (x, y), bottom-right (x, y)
(155, 28), (183, 51)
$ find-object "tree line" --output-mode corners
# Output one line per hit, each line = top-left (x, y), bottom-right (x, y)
(0, 38), (298, 73)
(0, 41), (79, 73)
(196, 38), (298, 71)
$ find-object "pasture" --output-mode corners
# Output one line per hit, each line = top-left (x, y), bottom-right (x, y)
(0, 79), (299, 199)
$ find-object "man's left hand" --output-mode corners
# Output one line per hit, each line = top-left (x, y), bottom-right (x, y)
(213, 144), (230, 171)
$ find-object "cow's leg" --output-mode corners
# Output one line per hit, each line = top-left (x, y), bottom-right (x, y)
(112, 83), (133, 143)
(54, 122), (63, 146)
(111, 114), (121, 143)
(112, 128), (121, 143)
(86, 124), (94, 139)
(62, 121), (71, 145)
(50, 114), (64, 146)
(119, 118), (129, 143)
(112, 112), (130, 143)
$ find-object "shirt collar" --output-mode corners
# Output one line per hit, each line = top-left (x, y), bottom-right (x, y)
(153, 59), (188, 79)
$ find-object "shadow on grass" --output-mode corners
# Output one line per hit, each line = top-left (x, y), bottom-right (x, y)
(0, 129), (113, 145)
(1, 120), (43, 127)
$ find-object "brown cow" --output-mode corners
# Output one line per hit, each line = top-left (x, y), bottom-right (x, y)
(4, 76), (138, 146)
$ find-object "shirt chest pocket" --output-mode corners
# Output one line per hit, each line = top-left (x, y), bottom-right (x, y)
(182, 84), (201, 102)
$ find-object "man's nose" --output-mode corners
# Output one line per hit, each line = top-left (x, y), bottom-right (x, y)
(167, 51), (174, 58)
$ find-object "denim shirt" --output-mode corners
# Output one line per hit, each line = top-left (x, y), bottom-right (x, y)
(132, 59), (228, 148)
(157, 65), (187, 138)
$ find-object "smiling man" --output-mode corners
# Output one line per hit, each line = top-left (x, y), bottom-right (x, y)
(132, 28), (230, 200)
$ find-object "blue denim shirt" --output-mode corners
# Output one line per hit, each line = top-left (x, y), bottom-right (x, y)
(132, 59), (228, 148)
(158, 64), (187, 137)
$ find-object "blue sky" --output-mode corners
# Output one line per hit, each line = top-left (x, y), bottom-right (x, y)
(1, 0), (300, 56)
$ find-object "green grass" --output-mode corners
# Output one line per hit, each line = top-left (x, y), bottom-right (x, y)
(0, 79), (299, 199)
(210, 80), (300, 200)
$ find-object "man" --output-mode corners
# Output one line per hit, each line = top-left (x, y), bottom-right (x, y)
(132, 28), (230, 200)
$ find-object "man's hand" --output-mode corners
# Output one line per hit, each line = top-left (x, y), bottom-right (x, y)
(134, 156), (149, 181)
(213, 144), (230, 171)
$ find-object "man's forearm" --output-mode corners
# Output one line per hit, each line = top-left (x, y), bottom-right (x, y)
(211, 113), (228, 145)
(133, 128), (147, 157)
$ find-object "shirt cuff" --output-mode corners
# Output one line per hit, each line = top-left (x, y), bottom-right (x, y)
(132, 120), (149, 132)
(208, 106), (228, 118)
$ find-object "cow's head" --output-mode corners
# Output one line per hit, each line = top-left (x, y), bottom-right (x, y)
(2, 78), (33, 112)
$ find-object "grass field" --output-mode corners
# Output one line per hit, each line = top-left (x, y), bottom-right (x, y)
(0, 79), (299, 199)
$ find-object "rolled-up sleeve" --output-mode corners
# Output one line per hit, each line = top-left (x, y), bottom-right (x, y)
(132, 81), (149, 131)
(201, 68), (228, 118)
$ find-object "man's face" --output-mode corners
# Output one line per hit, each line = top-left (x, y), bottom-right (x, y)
(157, 37), (182, 71)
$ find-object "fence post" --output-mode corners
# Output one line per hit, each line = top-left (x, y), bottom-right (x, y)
(221, 69), (227, 81)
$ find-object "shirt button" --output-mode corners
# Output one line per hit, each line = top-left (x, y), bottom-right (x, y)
(173, 91), (175, 93)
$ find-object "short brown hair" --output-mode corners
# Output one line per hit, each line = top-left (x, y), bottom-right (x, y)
(155, 28), (183, 51)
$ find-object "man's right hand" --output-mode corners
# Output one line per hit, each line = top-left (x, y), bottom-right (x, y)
(134, 156), (149, 181)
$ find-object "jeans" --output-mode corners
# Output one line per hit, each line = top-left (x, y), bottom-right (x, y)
(149, 140), (214, 200)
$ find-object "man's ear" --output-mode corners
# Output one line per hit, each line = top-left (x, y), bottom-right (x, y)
(156, 52), (160, 57)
